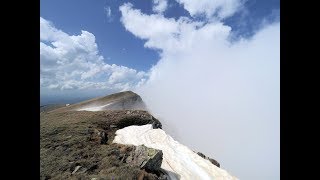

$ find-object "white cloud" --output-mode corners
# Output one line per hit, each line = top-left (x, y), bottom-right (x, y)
(108, 64), (146, 84)
(40, 17), (147, 93)
(176, 0), (243, 19)
(152, 0), (168, 13)
(40, 17), (67, 42)
(120, 3), (214, 52)
(120, 3), (279, 180)
(120, 3), (178, 50)
(104, 6), (113, 22)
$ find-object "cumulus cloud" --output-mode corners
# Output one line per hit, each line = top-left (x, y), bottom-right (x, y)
(40, 17), (146, 93)
(121, 3), (228, 53)
(176, 0), (243, 19)
(120, 3), (279, 180)
(120, 3), (179, 50)
(152, 0), (168, 13)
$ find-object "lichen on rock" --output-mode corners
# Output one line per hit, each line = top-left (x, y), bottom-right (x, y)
(126, 145), (163, 172)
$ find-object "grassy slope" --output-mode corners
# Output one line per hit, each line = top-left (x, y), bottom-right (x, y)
(40, 104), (68, 113)
(50, 91), (145, 113)
(40, 92), (163, 180)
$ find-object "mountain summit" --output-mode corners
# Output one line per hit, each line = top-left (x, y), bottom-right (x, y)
(46, 91), (147, 113)
(40, 91), (237, 179)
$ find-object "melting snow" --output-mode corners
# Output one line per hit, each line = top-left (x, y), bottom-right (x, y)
(113, 124), (238, 180)
(77, 103), (112, 111)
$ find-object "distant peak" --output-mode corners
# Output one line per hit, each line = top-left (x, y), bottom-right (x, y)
(105, 90), (140, 97)
(50, 91), (146, 112)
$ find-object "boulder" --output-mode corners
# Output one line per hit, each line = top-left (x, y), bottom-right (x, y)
(89, 129), (108, 144)
(126, 145), (163, 172)
(152, 121), (162, 129)
(197, 152), (220, 167)
(72, 166), (81, 174)
(100, 131), (108, 144)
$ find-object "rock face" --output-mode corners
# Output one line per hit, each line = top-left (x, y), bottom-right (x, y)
(126, 145), (163, 172)
(196, 152), (220, 167)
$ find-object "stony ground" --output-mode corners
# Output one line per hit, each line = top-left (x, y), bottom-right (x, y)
(40, 109), (164, 180)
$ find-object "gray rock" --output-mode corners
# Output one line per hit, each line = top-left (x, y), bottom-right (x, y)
(152, 121), (162, 129)
(100, 131), (108, 144)
(126, 145), (163, 172)
(72, 166), (81, 174)
(110, 125), (117, 128)
(197, 152), (220, 167)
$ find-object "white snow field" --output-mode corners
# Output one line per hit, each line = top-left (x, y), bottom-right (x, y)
(113, 124), (238, 180)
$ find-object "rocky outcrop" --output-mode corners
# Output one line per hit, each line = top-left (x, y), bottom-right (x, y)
(126, 145), (163, 172)
(196, 152), (220, 167)
(89, 129), (108, 144)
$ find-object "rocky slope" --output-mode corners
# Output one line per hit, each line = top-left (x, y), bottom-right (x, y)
(40, 91), (237, 179)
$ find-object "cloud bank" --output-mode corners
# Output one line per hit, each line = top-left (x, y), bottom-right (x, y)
(119, 2), (279, 180)
(40, 17), (147, 103)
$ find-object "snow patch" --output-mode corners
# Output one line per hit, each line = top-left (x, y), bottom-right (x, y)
(77, 103), (112, 111)
(113, 124), (238, 180)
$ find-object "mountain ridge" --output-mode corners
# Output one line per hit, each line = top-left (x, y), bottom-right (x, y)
(40, 91), (236, 179)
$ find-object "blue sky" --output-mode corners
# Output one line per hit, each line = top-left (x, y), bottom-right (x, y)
(41, 0), (279, 72)
(40, 1), (279, 179)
